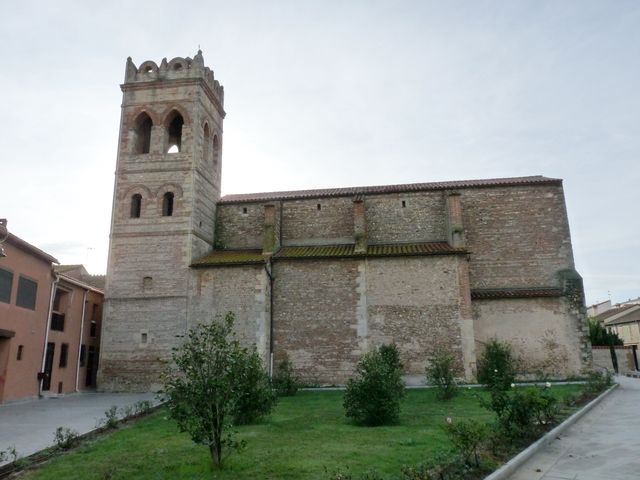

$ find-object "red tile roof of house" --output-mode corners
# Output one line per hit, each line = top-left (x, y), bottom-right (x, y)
(598, 305), (639, 324)
(219, 175), (562, 204)
(6, 233), (59, 264)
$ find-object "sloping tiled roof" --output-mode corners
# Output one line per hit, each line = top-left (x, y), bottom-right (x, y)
(471, 287), (563, 300)
(275, 242), (465, 259)
(598, 305), (639, 324)
(192, 242), (466, 266)
(192, 249), (265, 267)
(219, 176), (561, 204)
(6, 233), (58, 264)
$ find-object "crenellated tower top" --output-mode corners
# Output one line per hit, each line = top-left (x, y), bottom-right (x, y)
(123, 50), (224, 108)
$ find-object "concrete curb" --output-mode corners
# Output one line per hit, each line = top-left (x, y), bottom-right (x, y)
(483, 383), (619, 480)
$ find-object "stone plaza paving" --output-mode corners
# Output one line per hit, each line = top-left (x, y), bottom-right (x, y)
(0, 391), (156, 464)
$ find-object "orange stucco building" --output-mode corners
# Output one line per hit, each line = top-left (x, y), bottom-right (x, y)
(0, 230), (103, 403)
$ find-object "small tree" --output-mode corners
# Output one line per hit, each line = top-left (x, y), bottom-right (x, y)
(476, 339), (516, 391)
(343, 344), (405, 426)
(163, 312), (259, 468)
(425, 347), (458, 401)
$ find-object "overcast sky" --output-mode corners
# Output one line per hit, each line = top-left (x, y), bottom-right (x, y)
(1, 1), (638, 306)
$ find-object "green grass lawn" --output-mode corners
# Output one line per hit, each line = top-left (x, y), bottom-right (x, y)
(20, 385), (583, 480)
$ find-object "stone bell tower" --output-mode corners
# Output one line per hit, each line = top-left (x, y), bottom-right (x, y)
(98, 51), (225, 391)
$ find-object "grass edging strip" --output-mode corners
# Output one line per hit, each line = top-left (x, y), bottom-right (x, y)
(483, 383), (619, 480)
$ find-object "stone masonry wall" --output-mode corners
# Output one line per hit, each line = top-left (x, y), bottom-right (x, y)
(366, 191), (447, 244)
(189, 265), (270, 361)
(473, 297), (584, 377)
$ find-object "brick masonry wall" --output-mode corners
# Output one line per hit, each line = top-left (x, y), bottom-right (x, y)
(271, 255), (470, 385)
(189, 266), (269, 361)
(215, 204), (264, 249)
(462, 184), (574, 289)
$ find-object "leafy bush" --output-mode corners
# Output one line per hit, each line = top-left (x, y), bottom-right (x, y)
(477, 339), (516, 391)
(484, 386), (558, 439)
(585, 369), (614, 394)
(232, 347), (277, 425)
(444, 419), (487, 467)
(589, 318), (623, 346)
(273, 354), (299, 396)
(53, 426), (80, 450)
(343, 344), (405, 426)
(103, 406), (119, 429)
(425, 348), (458, 401)
(134, 400), (153, 416)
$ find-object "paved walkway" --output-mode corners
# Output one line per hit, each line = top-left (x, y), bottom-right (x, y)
(0, 392), (156, 464)
(509, 375), (640, 480)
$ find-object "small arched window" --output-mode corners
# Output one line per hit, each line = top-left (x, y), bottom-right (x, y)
(203, 124), (210, 163)
(134, 113), (153, 154)
(212, 134), (220, 168)
(166, 111), (184, 153)
(130, 194), (142, 218)
(162, 192), (174, 217)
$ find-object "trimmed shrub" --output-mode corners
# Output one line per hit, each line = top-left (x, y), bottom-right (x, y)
(477, 339), (516, 391)
(425, 347), (458, 401)
(53, 426), (80, 450)
(343, 344), (405, 426)
(445, 419), (487, 467)
(232, 347), (277, 425)
(273, 354), (299, 396)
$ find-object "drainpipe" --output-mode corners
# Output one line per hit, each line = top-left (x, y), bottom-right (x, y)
(40, 273), (59, 397)
(74, 290), (87, 392)
(264, 260), (274, 377)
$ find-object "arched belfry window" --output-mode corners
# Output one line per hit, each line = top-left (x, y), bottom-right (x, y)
(166, 111), (184, 153)
(162, 192), (174, 216)
(134, 113), (153, 154)
(203, 124), (210, 163)
(131, 194), (142, 218)
(213, 134), (220, 168)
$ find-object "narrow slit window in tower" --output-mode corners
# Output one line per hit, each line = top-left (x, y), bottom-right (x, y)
(134, 113), (153, 154)
(131, 194), (142, 218)
(166, 112), (184, 153)
(203, 123), (210, 163)
(162, 192), (174, 216)
(213, 134), (220, 168)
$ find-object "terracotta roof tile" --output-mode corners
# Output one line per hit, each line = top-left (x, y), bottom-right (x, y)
(274, 242), (465, 259)
(219, 175), (561, 204)
(598, 305), (638, 323)
(192, 242), (466, 266)
(471, 287), (563, 300)
(192, 249), (265, 267)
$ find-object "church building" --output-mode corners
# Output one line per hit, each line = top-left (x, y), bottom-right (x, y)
(98, 52), (591, 391)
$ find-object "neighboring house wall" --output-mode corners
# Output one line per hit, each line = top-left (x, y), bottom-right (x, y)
(0, 236), (56, 403)
(43, 275), (104, 396)
(592, 346), (637, 374)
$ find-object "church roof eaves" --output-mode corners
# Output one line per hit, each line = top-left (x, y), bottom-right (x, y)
(471, 287), (563, 300)
(192, 242), (467, 267)
(219, 175), (562, 204)
(191, 249), (265, 267)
